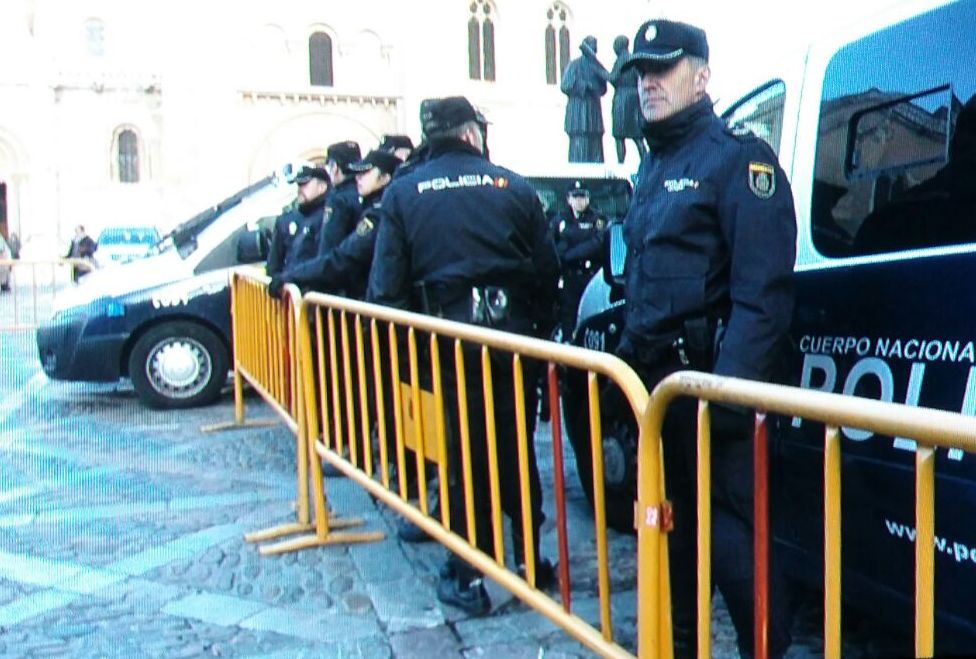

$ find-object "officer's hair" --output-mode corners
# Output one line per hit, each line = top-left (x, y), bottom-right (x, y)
(687, 56), (709, 73)
(427, 120), (481, 141)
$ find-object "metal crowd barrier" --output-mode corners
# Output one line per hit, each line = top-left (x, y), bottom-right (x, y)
(646, 372), (976, 659)
(224, 271), (384, 554)
(0, 258), (92, 330)
(292, 289), (663, 658)
(225, 270), (975, 658)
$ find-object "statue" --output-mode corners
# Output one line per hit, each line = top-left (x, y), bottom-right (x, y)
(560, 36), (608, 163)
(608, 35), (647, 164)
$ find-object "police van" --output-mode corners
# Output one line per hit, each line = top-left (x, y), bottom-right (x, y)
(36, 168), (296, 409)
(565, 0), (976, 648)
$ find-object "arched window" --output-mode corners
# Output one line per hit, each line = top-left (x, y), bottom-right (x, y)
(468, 1), (496, 81)
(544, 3), (571, 85)
(309, 31), (334, 87)
(116, 128), (140, 183)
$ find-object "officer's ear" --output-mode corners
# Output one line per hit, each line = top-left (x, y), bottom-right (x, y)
(692, 62), (710, 96)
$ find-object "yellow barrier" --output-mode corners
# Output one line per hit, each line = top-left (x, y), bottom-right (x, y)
(293, 289), (665, 659)
(645, 371), (976, 659)
(224, 271), (384, 555)
(0, 258), (92, 330)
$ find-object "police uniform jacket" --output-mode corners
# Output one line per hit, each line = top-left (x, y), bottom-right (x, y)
(622, 95), (796, 382)
(282, 188), (385, 300)
(551, 207), (606, 275)
(366, 139), (559, 331)
(317, 177), (363, 255)
(279, 195), (327, 272)
(265, 206), (302, 276)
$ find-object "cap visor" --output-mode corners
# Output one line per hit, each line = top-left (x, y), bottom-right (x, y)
(621, 50), (684, 73)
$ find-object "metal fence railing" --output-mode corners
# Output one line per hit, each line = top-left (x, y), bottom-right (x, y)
(0, 258), (92, 331)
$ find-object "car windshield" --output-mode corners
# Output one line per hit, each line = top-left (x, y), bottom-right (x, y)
(97, 228), (159, 246)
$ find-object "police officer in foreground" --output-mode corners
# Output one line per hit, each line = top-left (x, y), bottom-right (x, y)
(265, 166), (331, 276)
(269, 149), (401, 298)
(551, 180), (607, 341)
(617, 20), (796, 658)
(367, 96), (560, 616)
(317, 141), (363, 255)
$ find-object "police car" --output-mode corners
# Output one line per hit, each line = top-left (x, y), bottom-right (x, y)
(565, 0), (976, 649)
(36, 168), (296, 409)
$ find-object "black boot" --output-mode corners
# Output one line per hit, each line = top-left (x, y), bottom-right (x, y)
(517, 557), (557, 590)
(436, 562), (490, 616)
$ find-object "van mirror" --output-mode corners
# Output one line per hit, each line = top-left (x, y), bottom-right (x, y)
(236, 227), (269, 264)
(845, 84), (952, 182)
(603, 221), (626, 286)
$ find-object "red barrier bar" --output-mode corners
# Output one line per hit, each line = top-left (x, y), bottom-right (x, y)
(547, 362), (572, 611)
(754, 412), (769, 659)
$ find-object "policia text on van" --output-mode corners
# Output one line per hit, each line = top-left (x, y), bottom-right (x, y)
(562, 0), (976, 652)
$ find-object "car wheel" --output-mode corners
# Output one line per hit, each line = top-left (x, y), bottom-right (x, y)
(561, 373), (639, 533)
(128, 321), (228, 409)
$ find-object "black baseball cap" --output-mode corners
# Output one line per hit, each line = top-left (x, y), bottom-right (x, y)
(379, 135), (414, 152)
(326, 141), (362, 172)
(420, 96), (488, 136)
(622, 19), (709, 72)
(348, 149), (402, 176)
(567, 180), (590, 196)
(293, 166), (330, 185)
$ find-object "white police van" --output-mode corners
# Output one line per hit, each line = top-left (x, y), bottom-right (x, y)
(36, 168), (297, 409)
(566, 0), (976, 649)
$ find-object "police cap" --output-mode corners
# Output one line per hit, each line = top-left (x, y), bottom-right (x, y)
(567, 180), (590, 197)
(326, 141), (362, 173)
(293, 166), (330, 185)
(348, 149), (402, 176)
(622, 19), (709, 72)
(379, 134), (414, 152)
(420, 96), (488, 136)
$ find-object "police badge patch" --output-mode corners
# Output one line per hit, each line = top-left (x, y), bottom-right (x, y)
(355, 218), (374, 237)
(748, 161), (776, 199)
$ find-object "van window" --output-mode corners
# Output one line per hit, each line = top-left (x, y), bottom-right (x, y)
(194, 214), (277, 274)
(812, 1), (976, 257)
(722, 80), (786, 156)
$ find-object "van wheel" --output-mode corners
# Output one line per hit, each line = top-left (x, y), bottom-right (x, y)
(128, 321), (228, 409)
(562, 375), (639, 534)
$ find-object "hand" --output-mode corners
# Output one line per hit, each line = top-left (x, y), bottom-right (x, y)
(267, 276), (286, 299)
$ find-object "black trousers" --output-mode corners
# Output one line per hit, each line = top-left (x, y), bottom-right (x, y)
(439, 339), (546, 580)
(628, 354), (792, 659)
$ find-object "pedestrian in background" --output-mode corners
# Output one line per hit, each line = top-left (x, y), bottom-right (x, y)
(66, 224), (97, 282)
(616, 19), (797, 658)
(367, 96), (559, 616)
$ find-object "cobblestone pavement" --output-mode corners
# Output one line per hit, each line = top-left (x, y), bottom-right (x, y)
(0, 328), (905, 658)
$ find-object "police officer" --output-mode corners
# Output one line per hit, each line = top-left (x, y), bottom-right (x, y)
(617, 20), (797, 658)
(265, 166), (331, 276)
(269, 150), (401, 298)
(551, 180), (607, 341)
(317, 141), (363, 255)
(367, 96), (560, 615)
(378, 134), (415, 162)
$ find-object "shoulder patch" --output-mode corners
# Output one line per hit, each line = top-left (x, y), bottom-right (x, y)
(747, 161), (776, 199)
(355, 218), (374, 237)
